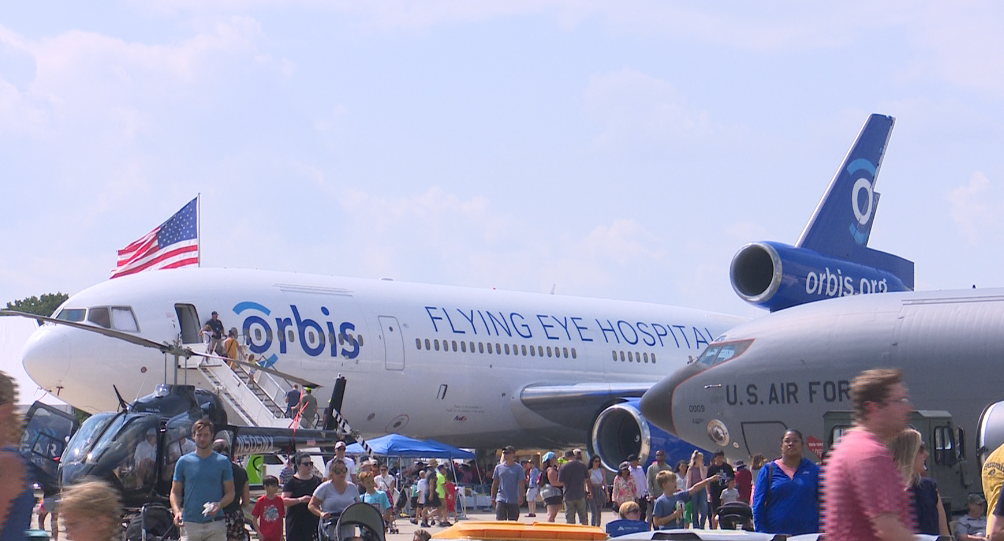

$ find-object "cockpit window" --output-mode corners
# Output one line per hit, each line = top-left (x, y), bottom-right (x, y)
(87, 307), (111, 328)
(56, 308), (86, 322)
(84, 306), (139, 332)
(695, 339), (754, 367)
(111, 307), (139, 332)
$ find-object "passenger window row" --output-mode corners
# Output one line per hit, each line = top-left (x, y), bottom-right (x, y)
(612, 350), (657, 364)
(415, 338), (577, 359)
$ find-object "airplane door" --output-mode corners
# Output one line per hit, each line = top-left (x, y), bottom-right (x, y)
(380, 316), (405, 371)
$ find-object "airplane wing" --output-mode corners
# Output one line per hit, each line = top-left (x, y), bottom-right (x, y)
(520, 381), (656, 430)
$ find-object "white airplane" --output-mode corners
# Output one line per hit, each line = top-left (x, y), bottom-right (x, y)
(10, 113), (909, 468)
(18, 268), (742, 467)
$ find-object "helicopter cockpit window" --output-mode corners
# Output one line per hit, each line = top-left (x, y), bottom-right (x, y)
(86, 414), (127, 464)
(63, 412), (115, 465)
(87, 413), (163, 491)
(87, 307), (111, 329)
(55, 308), (86, 322)
(110, 307), (139, 332)
(161, 418), (196, 482)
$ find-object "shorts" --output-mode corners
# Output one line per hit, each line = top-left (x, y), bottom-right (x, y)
(709, 494), (721, 515)
(543, 495), (563, 506)
(526, 486), (539, 501)
(429, 494), (442, 508)
(42, 496), (58, 513)
(411, 496), (419, 508)
(224, 509), (248, 541)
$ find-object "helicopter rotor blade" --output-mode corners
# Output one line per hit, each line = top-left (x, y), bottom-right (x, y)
(188, 350), (321, 389)
(0, 310), (184, 355)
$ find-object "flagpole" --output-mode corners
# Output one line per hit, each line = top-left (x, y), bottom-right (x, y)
(197, 193), (202, 267)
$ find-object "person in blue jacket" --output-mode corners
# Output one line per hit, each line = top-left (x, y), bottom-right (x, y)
(751, 429), (820, 534)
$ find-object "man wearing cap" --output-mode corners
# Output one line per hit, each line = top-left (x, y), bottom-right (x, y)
(956, 493), (986, 541)
(626, 454), (649, 521)
(297, 387), (317, 429)
(135, 428), (159, 484)
(205, 311), (225, 356)
(558, 449), (589, 525)
(645, 451), (672, 524)
(491, 446), (525, 520)
(706, 451), (733, 528)
(734, 460), (752, 504)
(326, 441), (357, 484)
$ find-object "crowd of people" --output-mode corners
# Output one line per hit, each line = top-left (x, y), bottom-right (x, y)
(5, 365), (1004, 541)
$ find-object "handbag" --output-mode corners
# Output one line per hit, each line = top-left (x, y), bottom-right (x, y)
(540, 484), (562, 500)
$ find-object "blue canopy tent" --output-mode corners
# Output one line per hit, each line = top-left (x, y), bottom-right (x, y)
(344, 434), (475, 459)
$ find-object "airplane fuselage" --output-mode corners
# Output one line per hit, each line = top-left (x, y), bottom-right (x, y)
(642, 287), (1004, 505)
(22, 268), (745, 449)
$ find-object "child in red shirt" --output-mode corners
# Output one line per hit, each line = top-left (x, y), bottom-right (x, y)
(252, 475), (286, 541)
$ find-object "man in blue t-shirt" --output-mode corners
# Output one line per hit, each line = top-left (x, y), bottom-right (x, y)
(491, 446), (525, 520)
(171, 419), (235, 541)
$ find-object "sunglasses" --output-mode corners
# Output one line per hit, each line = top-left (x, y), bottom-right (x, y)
(299, 462), (313, 466)
(333, 469), (348, 474)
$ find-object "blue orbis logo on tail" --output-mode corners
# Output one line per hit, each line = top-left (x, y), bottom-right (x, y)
(233, 301), (361, 365)
(846, 158), (877, 246)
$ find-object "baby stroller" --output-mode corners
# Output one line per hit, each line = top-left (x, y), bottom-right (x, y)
(715, 501), (754, 531)
(319, 503), (386, 541)
(386, 487), (401, 534)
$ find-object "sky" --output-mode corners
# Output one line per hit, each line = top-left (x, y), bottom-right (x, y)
(1, 1), (1003, 320)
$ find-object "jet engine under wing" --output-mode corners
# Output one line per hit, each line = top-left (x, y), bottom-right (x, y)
(521, 382), (709, 471)
(520, 382), (654, 430)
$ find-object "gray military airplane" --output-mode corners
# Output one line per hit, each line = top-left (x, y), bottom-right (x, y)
(639, 286), (1004, 512)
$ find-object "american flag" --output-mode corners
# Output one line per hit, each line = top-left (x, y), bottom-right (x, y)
(111, 197), (199, 279)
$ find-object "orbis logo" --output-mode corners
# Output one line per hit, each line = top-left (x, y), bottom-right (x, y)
(851, 177), (874, 226)
(233, 301), (360, 363)
(845, 157), (877, 246)
(805, 267), (888, 298)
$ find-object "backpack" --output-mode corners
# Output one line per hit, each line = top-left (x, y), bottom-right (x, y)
(538, 469), (547, 486)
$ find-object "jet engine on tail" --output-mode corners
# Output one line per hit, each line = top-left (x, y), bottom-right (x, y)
(730, 114), (914, 312)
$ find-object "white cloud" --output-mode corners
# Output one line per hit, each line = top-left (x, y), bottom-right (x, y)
(948, 172), (1004, 244)
(0, 16), (275, 141)
(582, 67), (711, 150)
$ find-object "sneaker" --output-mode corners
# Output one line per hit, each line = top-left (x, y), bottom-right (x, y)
(420, 522), (430, 528)
(526, 513), (536, 517)
(410, 519), (418, 525)
(438, 521), (452, 527)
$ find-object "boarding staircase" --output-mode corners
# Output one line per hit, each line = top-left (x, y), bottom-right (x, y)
(189, 337), (309, 429)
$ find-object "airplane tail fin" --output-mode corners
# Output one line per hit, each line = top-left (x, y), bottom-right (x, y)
(795, 114), (914, 288)
(731, 114), (914, 311)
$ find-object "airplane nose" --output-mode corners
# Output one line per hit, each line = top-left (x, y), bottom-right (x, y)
(640, 361), (707, 436)
(21, 325), (73, 392)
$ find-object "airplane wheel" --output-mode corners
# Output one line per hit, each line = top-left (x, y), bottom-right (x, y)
(125, 505), (178, 541)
